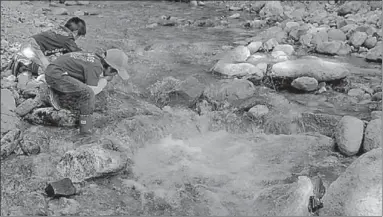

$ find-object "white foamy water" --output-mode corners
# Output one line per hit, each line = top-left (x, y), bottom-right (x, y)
(132, 130), (330, 215)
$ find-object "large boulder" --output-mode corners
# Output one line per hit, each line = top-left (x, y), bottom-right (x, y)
(320, 148), (382, 216)
(56, 142), (129, 183)
(362, 119), (382, 153)
(334, 116), (364, 156)
(202, 79), (256, 109)
(270, 58), (350, 81)
(24, 107), (77, 127)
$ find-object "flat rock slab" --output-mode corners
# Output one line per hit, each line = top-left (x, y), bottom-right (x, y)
(271, 58), (350, 81)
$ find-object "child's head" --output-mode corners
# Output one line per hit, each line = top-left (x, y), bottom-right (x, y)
(64, 17), (86, 37)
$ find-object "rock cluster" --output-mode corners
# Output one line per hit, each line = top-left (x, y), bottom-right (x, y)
(244, 1), (382, 62)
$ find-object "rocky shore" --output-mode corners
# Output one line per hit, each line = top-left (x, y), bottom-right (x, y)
(1, 1), (382, 216)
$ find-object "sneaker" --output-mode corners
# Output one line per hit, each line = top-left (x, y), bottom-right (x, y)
(48, 88), (61, 110)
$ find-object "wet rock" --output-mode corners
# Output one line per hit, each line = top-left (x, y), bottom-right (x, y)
(271, 51), (288, 61)
(214, 62), (265, 79)
(246, 53), (270, 65)
(228, 13), (240, 19)
(263, 38), (279, 51)
(245, 19), (266, 29)
(15, 97), (44, 117)
(362, 119), (382, 153)
(56, 143), (129, 182)
(291, 77), (318, 92)
(372, 92), (382, 101)
(259, 1), (284, 18)
(48, 197), (80, 216)
(219, 45), (250, 63)
(73, 10), (85, 16)
(273, 44), (294, 56)
(252, 176), (313, 216)
(202, 79), (256, 109)
(340, 23), (358, 33)
(371, 111), (381, 120)
(366, 42), (382, 62)
(45, 178), (77, 198)
(271, 58), (350, 81)
(338, 1), (362, 16)
(228, 6), (242, 11)
(320, 148), (382, 216)
(247, 41), (263, 53)
(363, 36), (377, 49)
(248, 104), (269, 119)
(350, 31), (367, 48)
(249, 26), (287, 44)
(284, 21), (300, 34)
(170, 76), (205, 106)
(0, 129), (21, 159)
(316, 41), (342, 55)
(24, 107), (77, 127)
(51, 8), (69, 15)
(335, 116), (364, 156)
(300, 112), (342, 137)
(327, 28), (346, 41)
(311, 30), (329, 47)
(347, 88), (365, 98)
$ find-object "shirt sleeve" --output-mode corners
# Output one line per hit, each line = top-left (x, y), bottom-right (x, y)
(84, 65), (103, 86)
(64, 39), (82, 53)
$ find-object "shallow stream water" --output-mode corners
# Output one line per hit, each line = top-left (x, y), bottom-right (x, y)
(1, 1), (381, 215)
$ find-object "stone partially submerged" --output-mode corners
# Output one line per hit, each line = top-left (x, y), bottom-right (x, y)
(213, 63), (264, 79)
(252, 176), (313, 216)
(270, 58), (350, 81)
(202, 79), (256, 109)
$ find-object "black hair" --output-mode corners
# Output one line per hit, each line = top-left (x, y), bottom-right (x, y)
(65, 17), (86, 36)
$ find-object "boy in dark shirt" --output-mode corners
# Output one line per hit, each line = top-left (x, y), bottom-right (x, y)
(11, 17), (86, 76)
(44, 49), (130, 140)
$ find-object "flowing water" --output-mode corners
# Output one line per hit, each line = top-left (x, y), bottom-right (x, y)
(1, 1), (381, 215)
